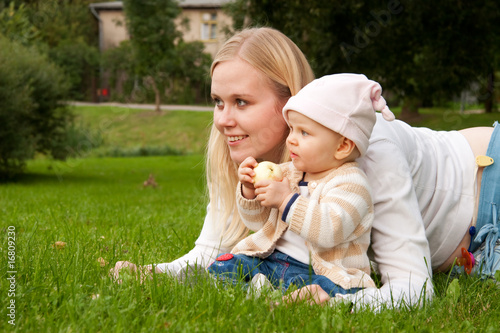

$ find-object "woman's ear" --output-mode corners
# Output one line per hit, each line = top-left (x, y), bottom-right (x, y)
(334, 137), (357, 160)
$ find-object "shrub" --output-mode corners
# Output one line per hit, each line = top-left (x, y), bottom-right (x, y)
(99, 145), (183, 158)
(49, 39), (100, 101)
(0, 35), (72, 179)
(51, 121), (104, 159)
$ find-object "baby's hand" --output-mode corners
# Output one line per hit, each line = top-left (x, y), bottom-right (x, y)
(238, 157), (258, 198)
(255, 177), (293, 210)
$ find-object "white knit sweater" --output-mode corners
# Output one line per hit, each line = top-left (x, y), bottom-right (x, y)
(232, 161), (376, 290)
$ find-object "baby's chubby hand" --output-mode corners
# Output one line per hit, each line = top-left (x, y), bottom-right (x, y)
(255, 177), (293, 210)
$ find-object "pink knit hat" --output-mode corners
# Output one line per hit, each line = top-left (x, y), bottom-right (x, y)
(282, 73), (395, 156)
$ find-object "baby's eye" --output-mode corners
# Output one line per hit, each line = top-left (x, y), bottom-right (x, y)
(301, 130), (309, 136)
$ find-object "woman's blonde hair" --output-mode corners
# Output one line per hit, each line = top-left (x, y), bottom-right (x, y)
(206, 27), (315, 249)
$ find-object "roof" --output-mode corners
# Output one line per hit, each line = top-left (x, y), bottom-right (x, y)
(89, 1), (123, 10)
(89, 0), (231, 10)
(178, 0), (232, 7)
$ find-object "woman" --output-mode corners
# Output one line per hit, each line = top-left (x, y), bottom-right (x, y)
(111, 27), (315, 279)
(111, 27), (499, 310)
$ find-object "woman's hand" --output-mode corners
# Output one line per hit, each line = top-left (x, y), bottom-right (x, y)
(109, 261), (161, 284)
(281, 284), (332, 306)
(238, 157), (258, 199)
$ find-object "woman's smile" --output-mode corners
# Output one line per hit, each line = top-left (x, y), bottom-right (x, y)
(227, 135), (248, 143)
(211, 58), (288, 164)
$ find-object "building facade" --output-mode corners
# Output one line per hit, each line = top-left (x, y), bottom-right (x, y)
(89, 0), (233, 57)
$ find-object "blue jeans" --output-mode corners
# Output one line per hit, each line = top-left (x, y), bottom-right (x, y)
(468, 121), (500, 279)
(207, 250), (361, 296)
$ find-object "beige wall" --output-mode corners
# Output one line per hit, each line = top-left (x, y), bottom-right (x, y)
(99, 10), (129, 50)
(97, 7), (232, 57)
(178, 9), (232, 57)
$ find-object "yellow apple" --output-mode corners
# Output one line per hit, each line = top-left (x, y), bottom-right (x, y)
(253, 161), (283, 183)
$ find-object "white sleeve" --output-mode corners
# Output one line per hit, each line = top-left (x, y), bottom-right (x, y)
(338, 140), (434, 311)
(154, 203), (231, 277)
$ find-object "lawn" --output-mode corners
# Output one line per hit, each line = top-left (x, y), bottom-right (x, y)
(71, 105), (214, 157)
(1, 106), (499, 332)
(400, 105), (500, 130)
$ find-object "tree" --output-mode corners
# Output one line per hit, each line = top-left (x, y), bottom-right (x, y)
(169, 40), (213, 104)
(225, 0), (373, 75)
(0, 1), (40, 46)
(227, 0), (500, 118)
(368, 1), (500, 119)
(101, 40), (136, 100)
(1, 0), (101, 101)
(28, 0), (100, 101)
(123, 0), (181, 112)
(49, 38), (99, 100)
(0, 36), (72, 179)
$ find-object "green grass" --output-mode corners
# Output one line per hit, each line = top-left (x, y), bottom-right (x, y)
(2, 156), (500, 332)
(1, 106), (500, 332)
(71, 105), (214, 157)
(391, 103), (499, 130)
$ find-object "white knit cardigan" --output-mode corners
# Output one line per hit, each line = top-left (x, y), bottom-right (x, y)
(233, 161), (376, 290)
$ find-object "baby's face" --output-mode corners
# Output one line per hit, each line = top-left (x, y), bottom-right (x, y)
(286, 111), (345, 180)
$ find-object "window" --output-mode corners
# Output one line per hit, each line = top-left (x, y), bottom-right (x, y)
(201, 12), (217, 41)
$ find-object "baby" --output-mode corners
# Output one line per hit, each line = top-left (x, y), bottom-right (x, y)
(208, 74), (395, 297)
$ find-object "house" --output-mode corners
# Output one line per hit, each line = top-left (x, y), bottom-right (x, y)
(89, 0), (233, 57)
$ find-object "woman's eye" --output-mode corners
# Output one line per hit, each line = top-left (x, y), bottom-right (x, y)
(236, 99), (247, 107)
(213, 98), (223, 108)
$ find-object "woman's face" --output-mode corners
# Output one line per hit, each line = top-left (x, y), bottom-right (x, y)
(211, 58), (289, 165)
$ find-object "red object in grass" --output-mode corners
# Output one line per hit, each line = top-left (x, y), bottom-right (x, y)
(216, 253), (234, 261)
(456, 247), (475, 275)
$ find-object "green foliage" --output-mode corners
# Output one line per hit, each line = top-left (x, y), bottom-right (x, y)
(227, 0), (500, 117)
(367, 1), (500, 118)
(0, 0), (101, 101)
(102, 39), (212, 104)
(0, 1), (39, 45)
(445, 279), (460, 304)
(29, 0), (100, 101)
(120, 0), (212, 108)
(52, 121), (104, 159)
(28, 0), (97, 47)
(101, 145), (183, 158)
(101, 40), (190, 104)
(49, 38), (100, 100)
(123, 0), (181, 77)
(101, 41), (136, 101)
(123, 0), (180, 110)
(0, 36), (73, 178)
(226, 0), (379, 75)
(167, 40), (213, 104)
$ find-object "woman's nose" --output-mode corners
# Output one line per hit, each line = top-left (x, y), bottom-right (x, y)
(215, 107), (236, 128)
